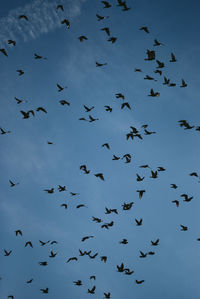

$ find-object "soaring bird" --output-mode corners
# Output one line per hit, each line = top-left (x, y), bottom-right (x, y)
(89, 115), (99, 122)
(39, 240), (50, 246)
(96, 14), (109, 21)
(139, 251), (147, 258)
(73, 280), (82, 286)
(67, 257), (78, 263)
(56, 4), (64, 11)
(119, 239), (128, 244)
(135, 218), (143, 226)
(180, 79), (187, 87)
(108, 37), (117, 43)
(8, 39), (16, 46)
(0, 48), (8, 56)
(170, 52), (177, 62)
(102, 143), (110, 149)
(59, 100), (70, 106)
(34, 53), (47, 60)
(58, 185), (66, 192)
(96, 61), (107, 67)
(145, 50), (155, 60)
(180, 225), (188, 231)
(139, 26), (149, 33)
(154, 39), (163, 46)
(101, 27), (110, 36)
(26, 279), (33, 284)
(57, 83), (67, 92)
(17, 69), (24, 76)
(9, 180), (19, 187)
(137, 190), (146, 199)
(78, 35), (88, 42)
(83, 105), (94, 112)
(122, 2), (131, 11)
(151, 238), (159, 246)
(44, 188), (54, 194)
(18, 15), (29, 21)
(121, 102), (131, 110)
(148, 88), (160, 97)
(181, 194), (193, 202)
(136, 279), (145, 284)
(101, 1), (111, 8)
(104, 105), (112, 112)
(112, 154), (120, 160)
(81, 235), (94, 242)
(25, 241), (33, 248)
(101, 256), (107, 262)
(172, 200), (179, 207)
(104, 292), (111, 298)
(115, 93), (125, 100)
(88, 286), (96, 294)
(49, 250), (57, 258)
(39, 261), (48, 266)
(0, 128), (11, 134)
(40, 288), (49, 294)
(163, 76), (170, 85)
(76, 204), (87, 209)
(171, 184), (177, 189)
(150, 170), (158, 178)
(117, 263), (124, 272)
(15, 230), (22, 236)
(136, 174), (144, 182)
(36, 107), (47, 113)
(156, 60), (165, 68)
(20, 110), (34, 119)
(4, 250), (12, 256)
(94, 173), (104, 181)
(61, 19), (70, 29)
(61, 203), (68, 209)
(15, 97), (27, 104)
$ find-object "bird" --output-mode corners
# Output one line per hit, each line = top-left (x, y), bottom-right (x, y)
(156, 60), (165, 68)
(139, 251), (147, 258)
(158, 167), (165, 172)
(119, 239), (128, 244)
(112, 154), (120, 160)
(57, 83), (67, 92)
(108, 37), (117, 43)
(50, 241), (58, 244)
(136, 174), (144, 181)
(40, 288), (49, 294)
(67, 257), (78, 263)
(59, 100), (70, 106)
(70, 192), (80, 196)
(0, 128), (11, 134)
(101, 27), (110, 36)
(135, 218), (143, 226)
(180, 225), (188, 231)
(56, 4), (64, 11)
(79, 35), (88, 42)
(170, 52), (177, 62)
(96, 14), (109, 21)
(140, 26), (149, 33)
(101, 1), (111, 8)
(135, 68), (142, 72)
(18, 15), (29, 21)
(145, 49), (155, 61)
(180, 79), (187, 87)
(92, 216), (102, 223)
(4, 250), (12, 256)
(94, 173), (105, 181)
(148, 88), (160, 97)
(121, 102), (131, 110)
(96, 61), (107, 67)
(8, 296), (14, 299)
(58, 185), (66, 192)
(136, 279), (145, 284)
(144, 75), (156, 81)
(61, 19), (70, 29)
(49, 250), (57, 258)
(169, 83), (176, 87)
(26, 279), (33, 284)
(163, 76), (170, 85)
(15, 230), (22, 236)
(39, 261), (48, 266)
(122, 202), (134, 210)
(148, 251), (155, 255)
(172, 200), (179, 207)
(73, 280), (82, 286)
(171, 184), (178, 189)
(154, 69), (162, 75)
(125, 269), (134, 275)
(9, 180), (19, 187)
(104, 105), (112, 112)
(44, 188), (54, 194)
(0, 48), (8, 56)
(47, 141), (54, 145)
(76, 204), (87, 209)
(117, 263), (125, 272)
(189, 172), (198, 177)
(89, 252), (98, 259)
(25, 241), (33, 248)
(150, 170), (158, 178)
(104, 292), (111, 298)
(154, 39), (163, 46)
(17, 69), (24, 76)
(80, 165), (90, 174)
(115, 93), (125, 100)
(151, 239), (159, 246)
(102, 143), (110, 149)
(36, 107), (47, 113)
(181, 194), (193, 202)
(122, 2), (131, 11)
(39, 240), (50, 246)
(61, 203), (68, 209)
(8, 39), (16, 46)
(101, 256), (107, 262)
(140, 164), (150, 168)
(90, 275), (96, 280)
(137, 190), (146, 199)
(20, 110), (34, 119)
(81, 236), (94, 242)
(83, 105), (94, 112)
(88, 286), (96, 294)
(89, 115), (99, 122)
(15, 97), (27, 104)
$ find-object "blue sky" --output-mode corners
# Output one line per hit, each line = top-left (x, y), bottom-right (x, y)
(1, 0), (200, 298)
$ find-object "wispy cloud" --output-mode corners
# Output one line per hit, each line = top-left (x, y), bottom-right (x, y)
(0, 0), (86, 47)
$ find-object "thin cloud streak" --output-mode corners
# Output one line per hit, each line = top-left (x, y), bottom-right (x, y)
(0, 0), (85, 47)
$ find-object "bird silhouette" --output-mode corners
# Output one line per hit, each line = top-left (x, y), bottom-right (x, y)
(0, 128), (11, 134)
(148, 88), (160, 97)
(170, 52), (177, 62)
(61, 203), (68, 209)
(119, 239), (128, 244)
(172, 200), (179, 207)
(4, 250), (12, 256)
(104, 292), (111, 298)
(180, 79), (187, 87)
(156, 60), (165, 68)
(79, 35), (88, 42)
(137, 190), (146, 199)
(140, 26), (149, 33)
(39, 240), (50, 246)
(44, 188), (54, 194)
(83, 105), (94, 112)
(17, 70), (24, 76)
(117, 263), (125, 272)
(180, 225), (188, 231)
(56, 4), (64, 11)
(136, 174), (144, 182)
(135, 218), (143, 226)
(40, 288), (49, 294)
(102, 143), (110, 149)
(89, 115), (99, 122)
(151, 238), (159, 246)
(18, 15), (29, 21)
(181, 194), (193, 202)
(102, 1), (111, 8)
(101, 256), (107, 262)
(67, 257), (78, 262)
(26, 279), (33, 284)
(0, 48), (8, 56)
(171, 184), (178, 189)
(108, 37), (117, 43)
(121, 102), (131, 110)
(90, 275), (96, 280)
(88, 286), (96, 294)
(15, 230), (22, 236)
(61, 19), (70, 29)
(101, 27), (110, 36)
(73, 280), (82, 286)
(154, 39), (163, 46)
(94, 173), (105, 181)
(115, 93), (125, 100)
(49, 250), (57, 258)
(20, 110), (34, 119)
(36, 107), (47, 113)
(150, 170), (158, 178)
(9, 180), (19, 187)
(96, 61), (107, 67)
(81, 236), (94, 242)
(136, 279), (145, 284)
(96, 14), (109, 21)
(104, 105), (112, 112)
(139, 251), (147, 258)
(25, 241), (33, 248)
(39, 261), (48, 266)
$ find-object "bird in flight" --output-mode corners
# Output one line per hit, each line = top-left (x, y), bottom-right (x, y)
(151, 238), (159, 246)
(88, 286), (96, 294)
(0, 48), (8, 56)
(25, 241), (33, 248)
(180, 225), (188, 231)
(34, 53), (47, 60)
(17, 69), (24, 76)
(73, 280), (82, 286)
(15, 230), (22, 236)
(56, 4), (64, 11)
(94, 173), (105, 181)
(9, 180), (19, 187)
(148, 88), (160, 97)
(136, 279), (145, 284)
(139, 26), (149, 33)
(40, 288), (49, 294)
(135, 218), (143, 226)
(96, 61), (107, 67)
(61, 19), (70, 29)
(170, 52), (177, 62)
(172, 200), (179, 207)
(79, 36), (88, 42)
(83, 105), (94, 112)
(1, 128), (11, 134)
(180, 79), (187, 87)
(4, 250), (12, 256)
(57, 83), (67, 92)
(108, 37), (117, 43)
(102, 143), (110, 149)
(101, 1), (111, 8)
(101, 27), (110, 36)
(154, 39), (163, 46)
(18, 15), (29, 21)
(96, 14), (109, 21)
(137, 190), (146, 199)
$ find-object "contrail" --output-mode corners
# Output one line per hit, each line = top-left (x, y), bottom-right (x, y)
(0, 0), (85, 47)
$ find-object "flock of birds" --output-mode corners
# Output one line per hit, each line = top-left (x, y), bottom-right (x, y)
(1, 1), (199, 298)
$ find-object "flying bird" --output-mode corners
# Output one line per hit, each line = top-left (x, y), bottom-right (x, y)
(101, 1), (112, 8)
(17, 69), (24, 76)
(83, 105), (94, 112)
(94, 173), (105, 181)
(0, 48), (8, 56)
(101, 27), (110, 36)
(40, 288), (49, 294)
(18, 15), (29, 21)
(88, 286), (96, 294)
(140, 26), (149, 33)
(96, 14), (109, 21)
(57, 83), (67, 92)
(170, 52), (177, 62)
(61, 19), (70, 29)
(79, 35), (88, 42)
(9, 180), (19, 187)
(56, 4), (64, 11)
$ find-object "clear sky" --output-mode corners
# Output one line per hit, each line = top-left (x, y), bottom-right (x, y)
(1, 0), (200, 298)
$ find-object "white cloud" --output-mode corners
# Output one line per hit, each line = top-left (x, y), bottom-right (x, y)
(0, 0), (86, 47)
